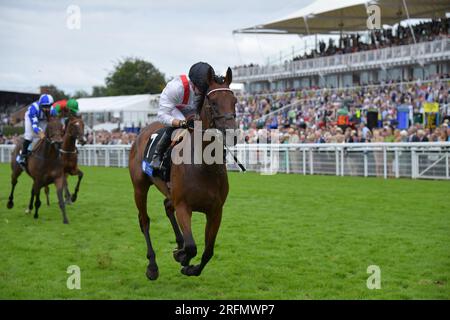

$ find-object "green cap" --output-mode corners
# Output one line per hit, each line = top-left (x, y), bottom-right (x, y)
(67, 99), (79, 114)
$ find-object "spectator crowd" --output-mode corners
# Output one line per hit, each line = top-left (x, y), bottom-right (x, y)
(235, 77), (450, 144)
(293, 18), (449, 61)
(84, 130), (137, 145)
(234, 18), (449, 71)
(1, 78), (450, 146)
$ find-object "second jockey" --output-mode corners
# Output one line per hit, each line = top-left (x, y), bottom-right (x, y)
(149, 62), (215, 170)
(51, 98), (80, 128)
(17, 94), (54, 166)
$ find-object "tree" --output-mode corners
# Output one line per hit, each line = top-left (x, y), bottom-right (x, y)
(91, 86), (108, 97)
(40, 84), (68, 101)
(72, 90), (89, 99)
(104, 57), (166, 95)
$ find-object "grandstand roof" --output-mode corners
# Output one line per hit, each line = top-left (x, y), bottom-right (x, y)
(234, 0), (450, 35)
(77, 94), (159, 113)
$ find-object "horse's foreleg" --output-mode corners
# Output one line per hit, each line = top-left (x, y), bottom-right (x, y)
(164, 198), (184, 255)
(174, 203), (197, 268)
(71, 169), (83, 203)
(63, 177), (72, 205)
(55, 177), (69, 224)
(133, 178), (158, 280)
(26, 187), (35, 214)
(181, 208), (222, 277)
(33, 183), (41, 220)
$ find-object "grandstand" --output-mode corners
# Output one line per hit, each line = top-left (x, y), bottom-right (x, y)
(229, 0), (450, 146)
(0, 89), (39, 126)
(232, 0), (450, 92)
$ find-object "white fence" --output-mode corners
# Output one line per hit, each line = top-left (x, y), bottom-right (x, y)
(1, 143), (449, 180)
(233, 38), (450, 82)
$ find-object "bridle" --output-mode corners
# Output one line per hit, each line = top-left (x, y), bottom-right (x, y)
(60, 119), (82, 154)
(202, 88), (236, 129)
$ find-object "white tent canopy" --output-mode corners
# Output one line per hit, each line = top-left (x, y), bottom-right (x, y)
(77, 94), (159, 113)
(234, 0), (450, 35)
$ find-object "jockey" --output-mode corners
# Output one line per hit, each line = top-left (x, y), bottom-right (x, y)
(149, 62), (214, 170)
(17, 94), (54, 165)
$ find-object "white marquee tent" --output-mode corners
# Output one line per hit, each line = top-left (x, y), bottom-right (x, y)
(77, 94), (160, 129)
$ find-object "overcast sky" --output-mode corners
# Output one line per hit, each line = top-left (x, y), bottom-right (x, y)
(0, 0), (312, 94)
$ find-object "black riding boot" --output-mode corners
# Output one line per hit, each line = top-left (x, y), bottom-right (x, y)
(18, 139), (32, 165)
(149, 127), (175, 170)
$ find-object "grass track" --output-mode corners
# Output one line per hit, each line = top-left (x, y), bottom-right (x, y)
(0, 163), (449, 299)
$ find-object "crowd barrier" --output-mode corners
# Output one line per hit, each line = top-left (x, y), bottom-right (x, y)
(1, 142), (449, 180)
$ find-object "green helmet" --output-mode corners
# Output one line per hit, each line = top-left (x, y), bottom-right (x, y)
(67, 99), (79, 114)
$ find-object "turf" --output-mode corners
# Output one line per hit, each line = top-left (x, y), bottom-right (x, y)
(0, 163), (449, 299)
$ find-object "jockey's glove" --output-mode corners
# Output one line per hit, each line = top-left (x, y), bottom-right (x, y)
(179, 119), (195, 130)
(179, 120), (187, 128)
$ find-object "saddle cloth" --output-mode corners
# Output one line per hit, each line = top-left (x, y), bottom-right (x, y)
(141, 127), (172, 181)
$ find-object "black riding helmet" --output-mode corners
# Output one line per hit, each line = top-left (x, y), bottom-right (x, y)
(189, 62), (214, 95)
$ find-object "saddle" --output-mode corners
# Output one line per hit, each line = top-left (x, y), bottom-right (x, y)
(141, 127), (186, 182)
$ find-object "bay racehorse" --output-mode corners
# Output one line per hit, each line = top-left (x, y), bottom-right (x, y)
(129, 67), (237, 280)
(7, 117), (70, 224)
(44, 115), (87, 205)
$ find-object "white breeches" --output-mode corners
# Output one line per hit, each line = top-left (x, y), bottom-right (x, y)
(24, 110), (47, 141)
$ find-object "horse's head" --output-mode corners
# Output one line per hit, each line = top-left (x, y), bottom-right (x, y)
(66, 115), (86, 145)
(199, 67), (237, 145)
(45, 116), (64, 148)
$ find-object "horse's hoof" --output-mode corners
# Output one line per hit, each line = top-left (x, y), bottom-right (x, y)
(181, 265), (201, 277)
(63, 219), (69, 224)
(173, 249), (186, 264)
(6, 201), (13, 209)
(71, 195), (77, 203)
(25, 209), (30, 214)
(33, 215), (38, 219)
(146, 267), (159, 281)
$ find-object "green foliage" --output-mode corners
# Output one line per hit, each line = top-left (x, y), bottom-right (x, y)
(1, 126), (24, 136)
(91, 86), (108, 97)
(104, 57), (166, 95)
(0, 165), (448, 299)
(40, 84), (68, 101)
(71, 90), (89, 99)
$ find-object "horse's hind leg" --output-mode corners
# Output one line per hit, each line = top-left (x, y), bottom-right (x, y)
(26, 187), (35, 214)
(44, 185), (50, 206)
(71, 169), (83, 203)
(7, 165), (22, 209)
(134, 178), (159, 280)
(7, 177), (17, 209)
(55, 177), (69, 224)
(182, 208), (222, 277)
(164, 199), (184, 261)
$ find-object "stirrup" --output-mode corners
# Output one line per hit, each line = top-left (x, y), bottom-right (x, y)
(16, 155), (27, 169)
